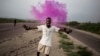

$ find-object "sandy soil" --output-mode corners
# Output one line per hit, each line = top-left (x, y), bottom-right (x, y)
(0, 30), (66, 56)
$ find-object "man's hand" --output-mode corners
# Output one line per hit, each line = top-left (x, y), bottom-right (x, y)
(23, 25), (29, 30)
(23, 24), (37, 30)
(66, 29), (72, 34)
(60, 27), (72, 34)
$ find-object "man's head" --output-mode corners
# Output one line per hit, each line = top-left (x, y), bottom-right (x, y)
(46, 17), (52, 27)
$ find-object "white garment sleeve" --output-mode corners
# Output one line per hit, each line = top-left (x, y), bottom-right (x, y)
(54, 26), (60, 32)
(37, 25), (42, 31)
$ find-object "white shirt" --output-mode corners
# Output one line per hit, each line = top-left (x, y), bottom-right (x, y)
(37, 25), (60, 46)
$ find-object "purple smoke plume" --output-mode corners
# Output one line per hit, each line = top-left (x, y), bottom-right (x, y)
(31, 0), (67, 25)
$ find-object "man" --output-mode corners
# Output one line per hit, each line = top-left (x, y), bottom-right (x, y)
(23, 17), (72, 56)
(14, 19), (17, 27)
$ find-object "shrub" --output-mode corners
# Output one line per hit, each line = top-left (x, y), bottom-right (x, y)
(59, 32), (93, 56)
(77, 46), (92, 56)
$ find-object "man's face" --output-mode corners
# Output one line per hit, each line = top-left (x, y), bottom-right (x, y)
(46, 18), (51, 26)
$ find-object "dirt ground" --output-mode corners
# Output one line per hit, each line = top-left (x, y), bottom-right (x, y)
(0, 30), (66, 56)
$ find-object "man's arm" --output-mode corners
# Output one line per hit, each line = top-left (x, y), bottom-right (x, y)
(23, 25), (37, 30)
(59, 27), (72, 34)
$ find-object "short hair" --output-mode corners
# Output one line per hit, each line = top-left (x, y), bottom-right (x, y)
(46, 17), (51, 20)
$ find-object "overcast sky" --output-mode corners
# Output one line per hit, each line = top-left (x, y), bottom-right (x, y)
(0, 0), (100, 22)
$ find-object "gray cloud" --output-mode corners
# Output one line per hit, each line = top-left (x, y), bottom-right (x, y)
(0, 0), (100, 22)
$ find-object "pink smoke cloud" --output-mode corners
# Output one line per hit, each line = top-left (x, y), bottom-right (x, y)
(31, 0), (67, 25)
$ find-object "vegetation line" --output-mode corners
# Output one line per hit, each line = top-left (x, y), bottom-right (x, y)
(59, 32), (92, 56)
(68, 21), (100, 35)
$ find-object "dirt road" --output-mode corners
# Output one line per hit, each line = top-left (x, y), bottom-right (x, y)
(0, 30), (66, 56)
